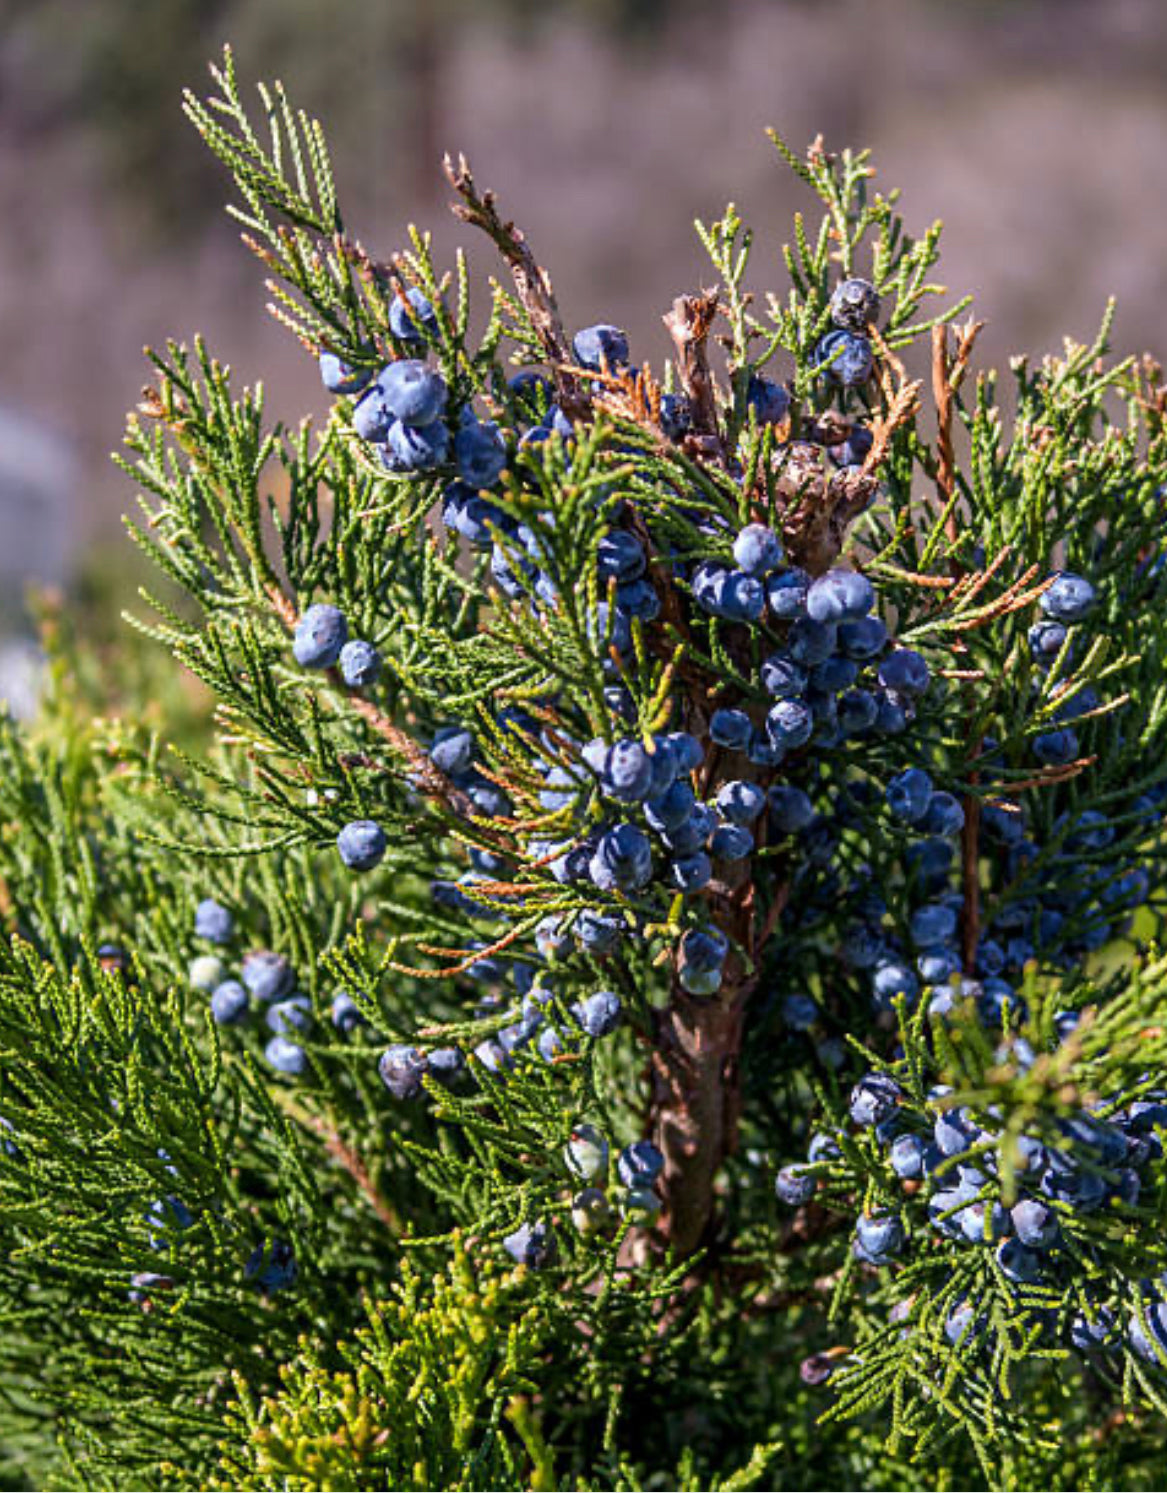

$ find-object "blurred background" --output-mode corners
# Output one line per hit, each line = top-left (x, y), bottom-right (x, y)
(1, 0), (1166, 699)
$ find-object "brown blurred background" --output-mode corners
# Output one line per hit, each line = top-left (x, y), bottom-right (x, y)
(1, 0), (1166, 643)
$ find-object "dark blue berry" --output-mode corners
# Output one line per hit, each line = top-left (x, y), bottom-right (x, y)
(337, 820), (387, 872)
(293, 604), (348, 669)
(378, 360), (448, 425)
(338, 639), (382, 688)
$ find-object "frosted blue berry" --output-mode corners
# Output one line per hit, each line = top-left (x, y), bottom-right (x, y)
(338, 639), (382, 688)
(293, 604), (348, 669)
(910, 903), (958, 949)
(430, 725), (474, 777)
(455, 419), (507, 488)
(666, 731), (704, 773)
(617, 1140), (664, 1188)
(573, 990), (623, 1037)
(837, 688), (878, 734)
(670, 852), (712, 891)
(601, 740), (655, 802)
(266, 994), (313, 1036)
(1033, 728), (1078, 765)
(659, 392), (691, 440)
(575, 909), (624, 954)
(211, 979), (249, 1026)
(245, 1239), (297, 1294)
(377, 360), (448, 426)
(828, 424), (874, 469)
(817, 329), (873, 386)
(849, 1072), (902, 1127)
(1028, 618), (1068, 665)
(766, 699), (814, 750)
(565, 1123), (609, 1181)
(1041, 571), (1096, 623)
(811, 655), (858, 694)
(679, 928), (728, 971)
(573, 324), (629, 371)
(806, 570), (874, 625)
(837, 616), (887, 659)
(933, 1108), (977, 1157)
(890, 1132), (926, 1178)
(710, 570), (765, 622)
(886, 768), (933, 824)
(385, 418), (449, 471)
(319, 353), (371, 395)
(878, 649), (930, 696)
(388, 286), (438, 344)
(996, 1237), (1042, 1284)
(337, 820), (387, 872)
(664, 804), (716, 856)
(786, 617), (837, 666)
(945, 1303), (982, 1346)
(760, 653), (808, 699)
(830, 277), (881, 332)
(1011, 1198), (1059, 1249)
(710, 823), (753, 860)
(571, 1187), (613, 1234)
(922, 791), (964, 838)
(194, 898), (233, 945)
(503, 1220), (557, 1268)
(379, 1044), (428, 1100)
(427, 1047), (466, 1086)
(715, 781), (766, 825)
(710, 708), (753, 750)
(768, 785), (815, 835)
(855, 1210), (904, 1263)
(746, 374), (791, 426)
(776, 1164), (816, 1205)
(678, 963), (722, 995)
(733, 523), (784, 577)
(646, 780), (696, 833)
(591, 823), (652, 891)
(352, 388), (391, 443)
(957, 1198), (1008, 1244)
(918, 949), (960, 984)
(477, 1037), (513, 1073)
(265, 1035), (307, 1076)
(241, 951), (294, 1003)
(330, 991), (364, 1034)
(597, 532), (647, 583)
(765, 567), (810, 619)
(872, 960), (919, 1008)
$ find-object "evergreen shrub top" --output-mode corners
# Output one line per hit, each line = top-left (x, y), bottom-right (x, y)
(2, 45), (1167, 1492)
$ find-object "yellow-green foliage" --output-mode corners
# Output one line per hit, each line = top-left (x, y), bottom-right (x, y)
(210, 1237), (554, 1492)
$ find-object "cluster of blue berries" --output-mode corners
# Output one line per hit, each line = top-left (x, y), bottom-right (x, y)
(320, 286), (507, 485)
(377, 971), (624, 1098)
(565, 1125), (665, 1233)
(189, 899), (365, 1077)
(498, 1127), (666, 1270)
(778, 1042), (1167, 1365)
(289, 604), (388, 870)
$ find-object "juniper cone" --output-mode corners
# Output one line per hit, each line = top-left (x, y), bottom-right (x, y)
(3, 44), (1167, 1493)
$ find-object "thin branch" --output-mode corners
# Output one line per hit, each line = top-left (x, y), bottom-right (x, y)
(443, 153), (588, 419)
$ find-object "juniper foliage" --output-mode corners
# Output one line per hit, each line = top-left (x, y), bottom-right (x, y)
(2, 45), (1167, 1491)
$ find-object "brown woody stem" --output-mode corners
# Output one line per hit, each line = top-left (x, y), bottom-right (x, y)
(651, 977), (750, 1257)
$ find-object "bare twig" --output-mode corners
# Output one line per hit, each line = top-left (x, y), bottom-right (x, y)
(662, 291), (724, 453)
(444, 153), (588, 420)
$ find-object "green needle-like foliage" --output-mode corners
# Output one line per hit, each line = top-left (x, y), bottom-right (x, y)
(3, 43), (1167, 1492)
